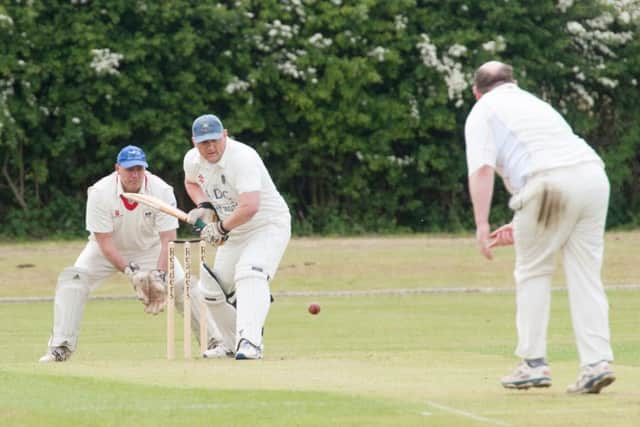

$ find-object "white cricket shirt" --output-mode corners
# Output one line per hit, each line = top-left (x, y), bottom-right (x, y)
(183, 138), (290, 234)
(85, 171), (179, 252)
(464, 83), (603, 193)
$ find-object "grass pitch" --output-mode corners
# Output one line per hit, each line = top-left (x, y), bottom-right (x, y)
(1, 234), (639, 426)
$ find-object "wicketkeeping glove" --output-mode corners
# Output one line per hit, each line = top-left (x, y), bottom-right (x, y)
(144, 269), (167, 315)
(200, 221), (229, 247)
(125, 263), (167, 315)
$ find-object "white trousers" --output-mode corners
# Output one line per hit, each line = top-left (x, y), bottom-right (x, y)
(48, 240), (216, 351)
(210, 220), (291, 350)
(511, 162), (613, 366)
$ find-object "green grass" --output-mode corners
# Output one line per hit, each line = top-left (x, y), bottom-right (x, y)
(1, 235), (639, 426)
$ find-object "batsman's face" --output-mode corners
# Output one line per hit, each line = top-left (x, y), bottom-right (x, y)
(116, 165), (145, 192)
(195, 132), (227, 164)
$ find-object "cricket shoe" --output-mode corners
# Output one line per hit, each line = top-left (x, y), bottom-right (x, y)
(203, 345), (234, 359)
(566, 360), (616, 394)
(38, 346), (72, 363)
(235, 338), (263, 360)
(501, 362), (552, 389)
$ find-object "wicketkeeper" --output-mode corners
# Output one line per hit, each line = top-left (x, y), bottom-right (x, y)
(184, 114), (291, 360)
(39, 146), (218, 362)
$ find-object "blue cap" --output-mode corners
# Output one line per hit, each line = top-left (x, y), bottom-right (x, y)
(192, 114), (224, 143)
(116, 145), (148, 168)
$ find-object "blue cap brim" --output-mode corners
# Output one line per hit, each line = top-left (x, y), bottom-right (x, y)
(119, 160), (148, 169)
(194, 132), (223, 144)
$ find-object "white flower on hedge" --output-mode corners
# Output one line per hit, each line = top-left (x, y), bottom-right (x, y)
(395, 15), (408, 31)
(557, 0), (574, 13)
(409, 97), (419, 120)
(90, 48), (124, 75)
(417, 34), (470, 106)
(567, 21), (586, 35)
(368, 46), (387, 62)
(598, 77), (618, 88)
(0, 14), (14, 26)
(308, 33), (332, 49)
(570, 82), (595, 111)
(72, 117), (81, 124)
(225, 76), (251, 94)
(482, 36), (506, 53)
(448, 44), (467, 58)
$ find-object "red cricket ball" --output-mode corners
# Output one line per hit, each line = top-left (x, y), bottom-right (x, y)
(308, 303), (321, 315)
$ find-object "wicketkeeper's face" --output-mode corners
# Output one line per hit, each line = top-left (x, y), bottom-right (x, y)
(195, 131), (227, 164)
(116, 165), (145, 193)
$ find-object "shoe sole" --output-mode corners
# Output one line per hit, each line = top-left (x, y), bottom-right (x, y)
(235, 353), (262, 360)
(569, 373), (616, 394)
(502, 378), (552, 390)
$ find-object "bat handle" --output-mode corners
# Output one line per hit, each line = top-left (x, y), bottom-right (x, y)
(194, 218), (207, 231)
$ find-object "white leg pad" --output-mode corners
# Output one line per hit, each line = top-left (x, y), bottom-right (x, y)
(48, 267), (91, 352)
(174, 276), (223, 346)
(198, 264), (236, 351)
(235, 277), (271, 350)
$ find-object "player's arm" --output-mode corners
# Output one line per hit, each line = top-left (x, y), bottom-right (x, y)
(221, 191), (259, 231)
(185, 178), (208, 205)
(468, 165), (495, 260)
(199, 191), (259, 247)
(94, 232), (129, 272)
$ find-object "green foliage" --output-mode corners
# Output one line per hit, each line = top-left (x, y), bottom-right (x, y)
(1, 0), (639, 237)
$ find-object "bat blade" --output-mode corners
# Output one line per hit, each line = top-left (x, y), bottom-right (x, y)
(122, 192), (193, 224)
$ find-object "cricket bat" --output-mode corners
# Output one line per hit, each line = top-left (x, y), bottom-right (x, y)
(122, 192), (208, 229)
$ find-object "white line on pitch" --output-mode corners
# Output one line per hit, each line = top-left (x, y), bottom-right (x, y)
(425, 400), (511, 426)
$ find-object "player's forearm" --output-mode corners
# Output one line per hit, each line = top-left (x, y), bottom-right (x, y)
(185, 179), (208, 205)
(221, 192), (260, 231)
(469, 165), (495, 228)
(94, 232), (128, 272)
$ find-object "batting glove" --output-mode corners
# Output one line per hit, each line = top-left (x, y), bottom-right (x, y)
(187, 201), (218, 233)
(200, 221), (229, 247)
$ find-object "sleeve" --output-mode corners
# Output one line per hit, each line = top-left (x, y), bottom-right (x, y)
(233, 149), (262, 194)
(464, 105), (497, 176)
(183, 149), (200, 183)
(85, 186), (113, 233)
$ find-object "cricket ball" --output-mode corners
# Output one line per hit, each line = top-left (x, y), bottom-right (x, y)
(308, 303), (321, 315)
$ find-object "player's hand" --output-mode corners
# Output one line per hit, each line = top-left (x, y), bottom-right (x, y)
(475, 223), (493, 260)
(488, 223), (514, 248)
(187, 202), (218, 231)
(200, 221), (229, 247)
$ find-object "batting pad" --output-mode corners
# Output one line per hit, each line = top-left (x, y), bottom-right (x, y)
(198, 264), (236, 351)
(48, 267), (91, 352)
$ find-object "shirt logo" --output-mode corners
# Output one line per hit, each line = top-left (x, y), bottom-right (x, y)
(114, 209), (122, 217)
(198, 174), (205, 184)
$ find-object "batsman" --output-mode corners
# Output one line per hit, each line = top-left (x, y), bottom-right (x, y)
(39, 146), (218, 362)
(184, 114), (291, 360)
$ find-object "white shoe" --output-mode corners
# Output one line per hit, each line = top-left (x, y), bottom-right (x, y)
(567, 360), (616, 394)
(202, 345), (233, 359)
(39, 346), (71, 363)
(501, 362), (552, 389)
(235, 338), (263, 360)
